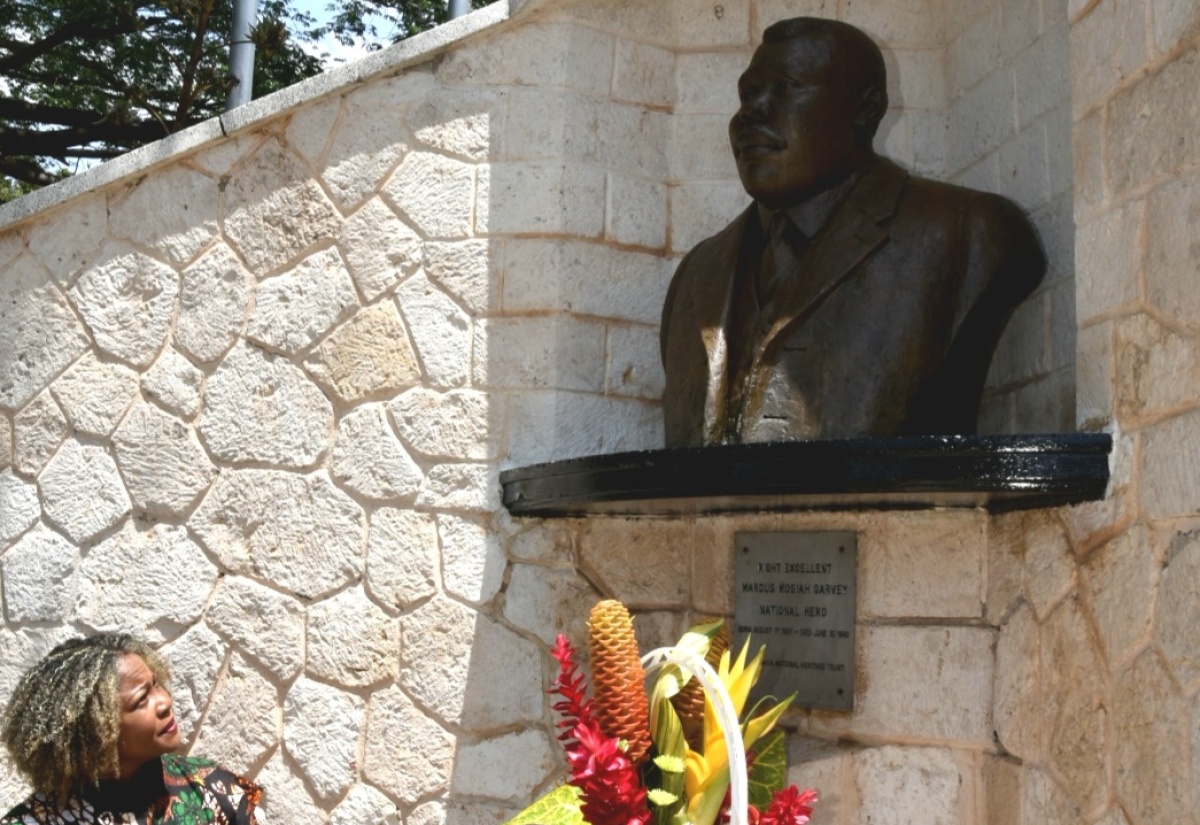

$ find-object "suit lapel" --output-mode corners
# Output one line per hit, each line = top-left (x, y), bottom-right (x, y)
(757, 160), (909, 359)
(691, 207), (752, 441)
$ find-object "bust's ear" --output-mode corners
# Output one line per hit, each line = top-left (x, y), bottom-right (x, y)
(854, 84), (888, 131)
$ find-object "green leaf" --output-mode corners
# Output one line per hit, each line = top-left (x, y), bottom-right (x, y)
(743, 693), (795, 751)
(649, 700), (687, 825)
(747, 729), (789, 809)
(650, 686), (687, 770)
(674, 619), (726, 660)
(503, 784), (585, 825)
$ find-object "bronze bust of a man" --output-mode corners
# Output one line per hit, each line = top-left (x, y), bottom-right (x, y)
(660, 17), (1046, 447)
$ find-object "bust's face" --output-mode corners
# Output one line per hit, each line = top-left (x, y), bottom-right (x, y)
(729, 37), (869, 209)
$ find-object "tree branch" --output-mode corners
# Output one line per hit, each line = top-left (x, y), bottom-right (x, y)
(2, 57), (138, 100)
(0, 155), (61, 187)
(0, 119), (175, 157)
(0, 96), (108, 128)
(174, 0), (215, 127)
(0, 9), (142, 74)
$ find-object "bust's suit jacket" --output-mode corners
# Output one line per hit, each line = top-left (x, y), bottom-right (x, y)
(660, 158), (1045, 447)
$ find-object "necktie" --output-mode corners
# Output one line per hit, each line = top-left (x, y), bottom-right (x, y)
(756, 211), (806, 302)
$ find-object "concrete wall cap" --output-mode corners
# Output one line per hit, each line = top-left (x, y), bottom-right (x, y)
(0, 1), (515, 231)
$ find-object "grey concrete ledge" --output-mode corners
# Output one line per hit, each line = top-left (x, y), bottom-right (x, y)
(0, 119), (227, 228)
(0, 0), (516, 231)
(218, 0), (514, 137)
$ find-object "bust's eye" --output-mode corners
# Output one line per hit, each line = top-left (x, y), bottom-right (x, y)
(739, 77), (803, 104)
(775, 77), (808, 96)
(738, 80), (763, 102)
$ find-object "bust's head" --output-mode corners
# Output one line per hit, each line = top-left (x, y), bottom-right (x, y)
(729, 18), (888, 210)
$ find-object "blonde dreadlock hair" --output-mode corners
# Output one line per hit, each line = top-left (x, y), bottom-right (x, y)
(1, 634), (170, 805)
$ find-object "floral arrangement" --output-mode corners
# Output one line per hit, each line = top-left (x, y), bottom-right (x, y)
(505, 600), (817, 825)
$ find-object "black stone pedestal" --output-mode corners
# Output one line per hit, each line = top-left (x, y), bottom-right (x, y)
(500, 433), (1112, 517)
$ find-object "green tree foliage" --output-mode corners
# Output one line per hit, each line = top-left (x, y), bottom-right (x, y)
(0, 0), (488, 200)
(318, 0), (488, 45)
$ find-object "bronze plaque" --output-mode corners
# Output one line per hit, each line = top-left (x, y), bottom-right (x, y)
(734, 531), (856, 711)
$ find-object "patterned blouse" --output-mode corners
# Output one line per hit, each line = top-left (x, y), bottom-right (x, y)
(1, 755), (264, 825)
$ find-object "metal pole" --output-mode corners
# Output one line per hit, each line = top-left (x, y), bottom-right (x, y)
(448, 0), (470, 19)
(226, 0), (259, 110)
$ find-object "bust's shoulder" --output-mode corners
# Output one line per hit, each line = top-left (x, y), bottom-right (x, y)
(890, 163), (1045, 293)
(897, 166), (1034, 232)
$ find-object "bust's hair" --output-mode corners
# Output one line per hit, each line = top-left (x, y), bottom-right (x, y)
(762, 17), (889, 138)
(1, 634), (169, 804)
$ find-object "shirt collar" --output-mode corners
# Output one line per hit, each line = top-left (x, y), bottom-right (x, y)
(756, 169), (862, 240)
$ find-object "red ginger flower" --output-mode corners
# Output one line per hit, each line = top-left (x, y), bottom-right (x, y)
(550, 633), (594, 745)
(753, 785), (817, 825)
(566, 719), (652, 825)
(550, 635), (652, 825)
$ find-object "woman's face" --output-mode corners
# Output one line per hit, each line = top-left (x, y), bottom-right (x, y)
(115, 654), (180, 778)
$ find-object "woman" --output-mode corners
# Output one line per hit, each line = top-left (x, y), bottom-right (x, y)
(2, 634), (264, 825)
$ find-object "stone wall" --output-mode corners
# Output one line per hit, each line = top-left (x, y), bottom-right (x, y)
(945, 0), (1077, 432)
(982, 0), (1200, 822)
(1, 0), (1194, 823)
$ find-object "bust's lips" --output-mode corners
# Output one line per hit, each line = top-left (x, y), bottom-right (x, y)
(732, 127), (786, 158)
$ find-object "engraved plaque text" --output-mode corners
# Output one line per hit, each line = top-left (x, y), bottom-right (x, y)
(734, 531), (856, 711)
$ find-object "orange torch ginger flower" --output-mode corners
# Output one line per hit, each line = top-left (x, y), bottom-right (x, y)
(588, 599), (653, 766)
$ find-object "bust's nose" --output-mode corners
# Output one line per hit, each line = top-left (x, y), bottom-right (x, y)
(732, 105), (767, 135)
(741, 92), (771, 120)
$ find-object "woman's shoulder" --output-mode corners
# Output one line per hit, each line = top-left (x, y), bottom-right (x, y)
(162, 753), (257, 788)
(0, 796), (34, 825)
(2, 793), (74, 825)
(162, 754), (264, 824)
(162, 753), (221, 778)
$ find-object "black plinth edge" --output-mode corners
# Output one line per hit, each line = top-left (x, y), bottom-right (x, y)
(500, 433), (1112, 517)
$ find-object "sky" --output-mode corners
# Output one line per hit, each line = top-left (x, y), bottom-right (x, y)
(288, 0), (405, 66)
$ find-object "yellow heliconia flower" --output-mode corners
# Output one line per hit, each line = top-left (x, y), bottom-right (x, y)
(648, 620), (725, 825)
(681, 640), (793, 825)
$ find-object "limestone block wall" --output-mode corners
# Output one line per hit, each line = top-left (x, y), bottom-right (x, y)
(0, 4), (678, 820)
(981, 2), (1200, 823)
(3, 0), (1188, 824)
(508, 508), (1004, 825)
(945, 0), (1078, 433)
